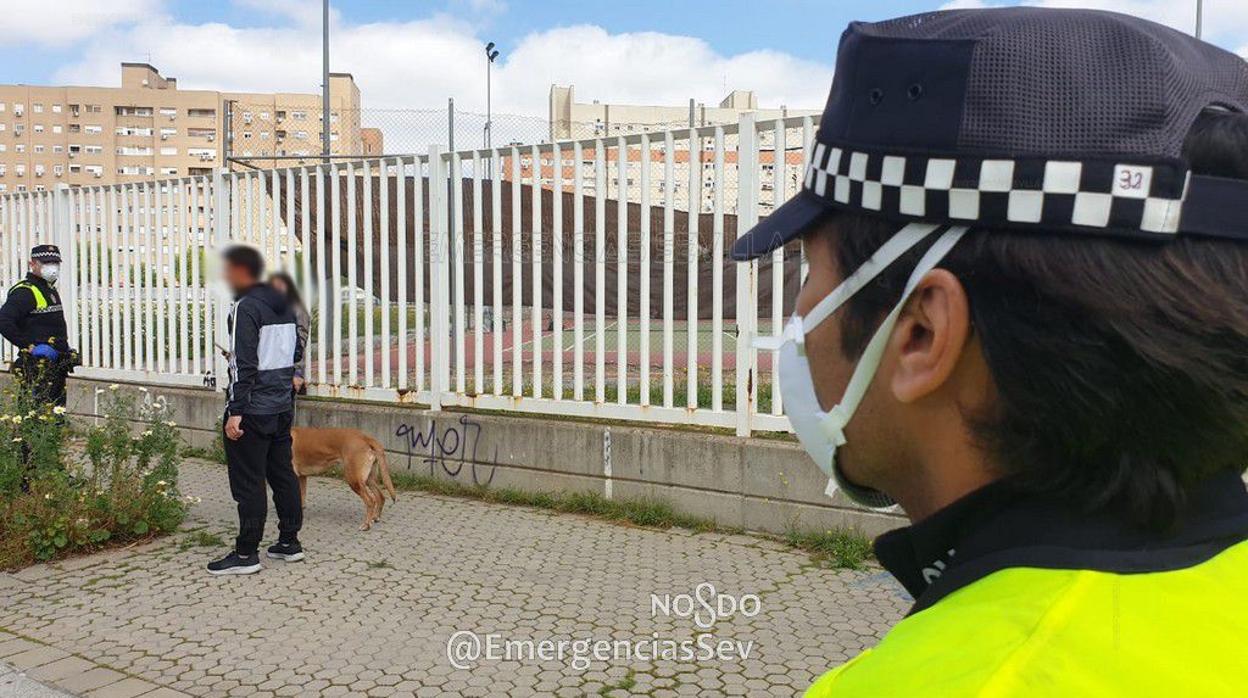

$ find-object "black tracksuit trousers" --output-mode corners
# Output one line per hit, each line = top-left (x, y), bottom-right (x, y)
(223, 411), (302, 556)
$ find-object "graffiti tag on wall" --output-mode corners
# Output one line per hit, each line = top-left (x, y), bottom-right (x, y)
(394, 415), (497, 486)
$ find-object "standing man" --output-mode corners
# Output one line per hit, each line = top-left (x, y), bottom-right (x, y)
(208, 246), (306, 575)
(0, 244), (77, 409)
(732, 9), (1248, 695)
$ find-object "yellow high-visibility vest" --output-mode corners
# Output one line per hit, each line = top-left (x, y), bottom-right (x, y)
(806, 540), (1248, 697)
(12, 281), (47, 310)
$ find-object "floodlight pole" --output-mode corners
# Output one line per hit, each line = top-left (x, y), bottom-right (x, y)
(484, 42), (500, 174)
(320, 0), (335, 345)
(486, 50), (493, 150)
(485, 43), (500, 149)
(1196, 0), (1204, 39)
(322, 0), (331, 163)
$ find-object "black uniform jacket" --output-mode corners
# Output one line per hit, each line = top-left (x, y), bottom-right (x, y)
(0, 273), (69, 352)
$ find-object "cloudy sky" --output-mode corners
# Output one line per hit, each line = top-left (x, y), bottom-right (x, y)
(0, 0), (1244, 118)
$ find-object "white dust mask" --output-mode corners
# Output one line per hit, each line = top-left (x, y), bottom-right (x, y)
(39, 263), (60, 285)
(763, 223), (968, 509)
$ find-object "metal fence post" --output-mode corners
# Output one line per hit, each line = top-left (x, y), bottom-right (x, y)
(447, 98), (458, 378)
(211, 167), (232, 391)
(428, 144), (448, 409)
(52, 183), (78, 350)
(735, 114), (759, 437)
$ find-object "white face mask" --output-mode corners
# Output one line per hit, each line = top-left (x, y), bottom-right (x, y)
(768, 223), (968, 509)
(38, 263), (60, 285)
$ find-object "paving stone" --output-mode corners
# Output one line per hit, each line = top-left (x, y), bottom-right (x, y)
(26, 656), (97, 682)
(142, 690), (195, 698)
(0, 638), (41, 659)
(5, 646), (69, 670)
(54, 667), (129, 693)
(85, 677), (162, 698)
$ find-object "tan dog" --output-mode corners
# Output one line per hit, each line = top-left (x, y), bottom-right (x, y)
(291, 427), (398, 530)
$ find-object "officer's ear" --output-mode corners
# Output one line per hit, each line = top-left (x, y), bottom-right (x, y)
(888, 269), (974, 403)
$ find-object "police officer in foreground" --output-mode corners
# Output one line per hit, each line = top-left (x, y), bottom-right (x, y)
(733, 8), (1248, 696)
(0, 244), (77, 408)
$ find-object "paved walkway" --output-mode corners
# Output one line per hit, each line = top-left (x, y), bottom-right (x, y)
(0, 459), (908, 697)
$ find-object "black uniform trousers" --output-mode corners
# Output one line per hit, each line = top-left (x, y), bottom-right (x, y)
(223, 411), (302, 555)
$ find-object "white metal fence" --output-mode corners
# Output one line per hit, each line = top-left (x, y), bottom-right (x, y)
(0, 179), (222, 389)
(0, 114), (816, 435)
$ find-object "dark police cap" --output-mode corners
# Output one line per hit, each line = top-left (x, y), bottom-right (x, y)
(733, 8), (1248, 260)
(31, 245), (61, 263)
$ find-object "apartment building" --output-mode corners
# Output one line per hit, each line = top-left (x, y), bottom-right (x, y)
(531, 86), (819, 214)
(505, 145), (808, 216)
(225, 69), (364, 169)
(549, 84), (818, 140)
(0, 63), (368, 193)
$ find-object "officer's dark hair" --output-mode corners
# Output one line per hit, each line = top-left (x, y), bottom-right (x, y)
(828, 109), (1248, 530)
(223, 245), (264, 281)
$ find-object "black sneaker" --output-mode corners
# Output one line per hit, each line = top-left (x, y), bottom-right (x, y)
(206, 551), (261, 575)
(266, 540), (305, 562)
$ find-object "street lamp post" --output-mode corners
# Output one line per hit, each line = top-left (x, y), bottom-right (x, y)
(485, 42), (500, 151)
(322, 0), (331, 164)
(320, 0), (334, 345)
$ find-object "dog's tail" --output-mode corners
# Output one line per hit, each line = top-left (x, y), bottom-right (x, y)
(367, 437), (398, 502)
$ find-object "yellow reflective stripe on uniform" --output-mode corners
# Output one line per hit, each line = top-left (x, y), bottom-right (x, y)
(14, 282), (47, 310)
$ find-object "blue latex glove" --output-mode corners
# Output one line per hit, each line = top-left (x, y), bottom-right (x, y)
(30, 344), (59, 362)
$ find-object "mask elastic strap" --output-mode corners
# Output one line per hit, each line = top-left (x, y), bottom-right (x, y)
(802, 222), (942, 333)
(824, 225), (970, 435)
(752, 222), (944, 353)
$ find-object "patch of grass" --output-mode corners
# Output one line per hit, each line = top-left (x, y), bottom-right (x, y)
(366, 560), (393, 569)
(389, 470), (716, 533)
(784, 527), (874, 570)
(181, 446), (221, 463)
(178, 530), (224, 551)
(382, 469), (872, 568)
(599, 670), (637, 695)
(82, 572), (126, 588)
(181, 421), (226, 464)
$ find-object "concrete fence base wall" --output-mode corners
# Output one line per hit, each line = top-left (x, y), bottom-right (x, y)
(66, 377), (905, 538)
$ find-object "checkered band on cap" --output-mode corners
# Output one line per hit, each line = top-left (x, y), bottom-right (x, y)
(803, 140), (1190, 235)
(30, 245), (61, 262)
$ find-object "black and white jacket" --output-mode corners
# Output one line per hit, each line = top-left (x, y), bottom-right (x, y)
(226, 283), (303, 416)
